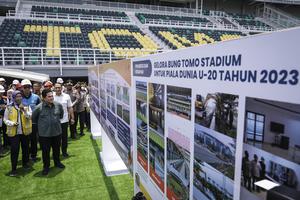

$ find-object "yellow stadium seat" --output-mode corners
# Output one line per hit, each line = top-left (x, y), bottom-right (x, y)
(42, 26), (47, 32)
(75, 27), (81, 33)
(24, 25), (30, 32)
(59, 26), (65, 33)
(29, 25), (36, 32)
(65, 27), (70, 33)
(70, 27), (76, 33)
(36, 25), (42, 32)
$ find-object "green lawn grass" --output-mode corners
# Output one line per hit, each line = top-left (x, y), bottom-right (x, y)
(0, 129), (133, 200)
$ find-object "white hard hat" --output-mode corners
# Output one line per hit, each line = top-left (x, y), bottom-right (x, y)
(12, 79), (20, 85)
(21, 79), (32, 86)
(56, 78), (64, 84)
(0, 85), (5, 93)
(0, 77), (5, 82)
(7, 89), (14, 93)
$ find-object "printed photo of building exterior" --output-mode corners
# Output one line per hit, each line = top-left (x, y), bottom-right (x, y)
(194, 161), (234, 200)
(193, 92), (237, 200)
(193, 125), (235, 200)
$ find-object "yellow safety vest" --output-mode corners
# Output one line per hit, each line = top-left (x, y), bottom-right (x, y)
(6, 105), (32, 137)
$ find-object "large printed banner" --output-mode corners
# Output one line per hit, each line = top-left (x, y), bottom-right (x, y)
(93, 59), (133, 171)
(88, 66), (100, 122)
(131, 28), (300, 200)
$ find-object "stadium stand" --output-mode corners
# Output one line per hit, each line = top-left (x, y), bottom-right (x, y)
(149, 26), (245, 49)
(228, 13), (271, 29)
(0, 0), (291, 70)
(216, 17), (238, 28)
(0, 18), (158, 65)
(31, 5), (128, 19)
(136, 13), (211, 25)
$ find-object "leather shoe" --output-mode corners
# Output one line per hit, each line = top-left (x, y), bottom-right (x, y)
(55, 163), (65, 169)
(9, 170), (17, 177)
(42, 168), (49, 175)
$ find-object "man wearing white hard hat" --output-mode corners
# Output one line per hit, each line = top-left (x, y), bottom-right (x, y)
(21, 79), (41, 162)
(11, 80), (20, 91)
(0, 78), (7, 91)
(0, 77), (5, 85)
(56, 78), (65, 93)
(56, 78), (64, 84)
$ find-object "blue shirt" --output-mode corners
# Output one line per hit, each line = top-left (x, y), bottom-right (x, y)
(22, 93), (40, 111)
(0, 97), (6, 116)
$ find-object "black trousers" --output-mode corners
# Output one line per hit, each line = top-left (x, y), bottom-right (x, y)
(69, 120), (76, 139)
(74, 111), (85, 135)
(85, 108), (91, 130)
(61, 122), (68, 154)
(29, 124), (38, 159)
(1, 123), (9, 147)
(252, 176), (260, 192)
(9, 134), (29, 171)
(39, 135), (61, 169)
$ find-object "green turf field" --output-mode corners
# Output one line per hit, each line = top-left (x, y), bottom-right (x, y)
(0, 130), (133, 200)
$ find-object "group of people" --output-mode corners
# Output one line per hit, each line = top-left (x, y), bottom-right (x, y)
(242, 151), (266, 192)
(0, 77), (90, 176)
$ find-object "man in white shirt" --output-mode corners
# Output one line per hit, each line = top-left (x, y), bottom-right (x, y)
(53, 83), (74, 157)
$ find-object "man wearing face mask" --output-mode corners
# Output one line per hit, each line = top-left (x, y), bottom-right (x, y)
(4, 91), (32, 177)
(21, 79), (41, 162)
(32, 89), (64, 175)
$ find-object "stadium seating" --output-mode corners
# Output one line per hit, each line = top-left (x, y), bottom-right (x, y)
(136, 13), (211, 25)
(88, 27), (158, 58)
(149, 26), (245, 49)
(0, 2), (275, 66)
(228, 13), (270, 28)
(202, 9), (210, 16)
(31, 6), (128, 19)
(217, 17), (237, 28)
(0, 18), (158, 65)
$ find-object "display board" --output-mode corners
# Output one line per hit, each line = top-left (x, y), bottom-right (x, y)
(131, 27), (300, 200)
(88, 66), (100, 122)
(97, 59), (133, 171)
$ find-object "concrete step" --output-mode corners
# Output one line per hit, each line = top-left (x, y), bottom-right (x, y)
(126, 11), (171, 51)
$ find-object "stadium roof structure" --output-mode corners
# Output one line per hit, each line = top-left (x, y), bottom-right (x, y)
(0, 68), (49, 82)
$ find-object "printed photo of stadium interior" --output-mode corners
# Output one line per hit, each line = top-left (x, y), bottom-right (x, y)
(167, 85), (192, 120)
(195, 93), (239, 139)
(136, 81), (148, 172)
(241, 97), (300, 200)
(148, 83), (165, 192)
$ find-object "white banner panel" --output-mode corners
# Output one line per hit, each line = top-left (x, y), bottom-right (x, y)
(131, 27), (300, 200)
